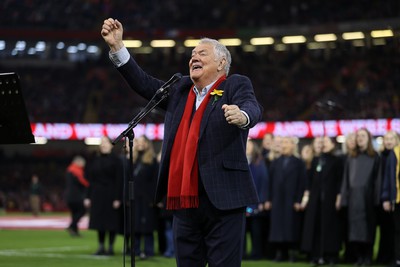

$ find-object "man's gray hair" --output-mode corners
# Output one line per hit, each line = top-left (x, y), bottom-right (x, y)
(199, 38), (232, 75)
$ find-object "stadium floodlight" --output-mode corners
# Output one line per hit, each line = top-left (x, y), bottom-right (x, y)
(87, 45), (99, 54)
(218, 38), (242, 46)
(123, 40), (142, 48)
(77, 43), (87, 51)
(342, 32), (365, 40)
(15, 41), (26, 51)
(250, 37), (274, 45)
(84, 137), (102, 146)
(35, 41), (46, 52)
(56, 42), (65, 49)
(150, 40), (176, 48)
(371, 29), (393, 38)
(67, 46), (78, 54)
(184, 39), (201, 47)
(314, 33), (337, 42)
(282, 35), (306, 44)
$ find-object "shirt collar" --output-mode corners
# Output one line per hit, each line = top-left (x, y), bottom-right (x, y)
(192, 80), (217, 97)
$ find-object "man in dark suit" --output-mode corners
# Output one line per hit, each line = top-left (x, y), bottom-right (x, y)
(101, 18), (263, 267)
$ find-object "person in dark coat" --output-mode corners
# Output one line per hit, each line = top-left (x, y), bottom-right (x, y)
(131, 135), (158, 259)
(260, 133), (275, 259)
(381, 132), (400, 267)
(339, 128), (381, 266)
(301, 137), (344, 265)
(65, 155), (89, 237)
(376, 130), (399, 265)
(84, 136), (123, 256)
(244, 139), (269, 260)
(266, 136), (306, 262)
(340, 132), (357, 263)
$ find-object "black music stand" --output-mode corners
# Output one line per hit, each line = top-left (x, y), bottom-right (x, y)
(0, 72), (35, 144)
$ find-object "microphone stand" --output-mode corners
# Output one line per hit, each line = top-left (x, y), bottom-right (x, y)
(113, 89), (169, 267)
(113, 89), (169, 145)
(314, 100), (343, 264)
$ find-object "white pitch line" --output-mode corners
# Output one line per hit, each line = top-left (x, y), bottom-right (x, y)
(0, 246), (110, 260)
(8, 246), (87, 252)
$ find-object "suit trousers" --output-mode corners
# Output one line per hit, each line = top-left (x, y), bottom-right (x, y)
(173, 193), (246, 267)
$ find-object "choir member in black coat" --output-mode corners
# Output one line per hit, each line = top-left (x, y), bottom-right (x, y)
(84, 136), (123, 256)
(301, 137), (344, 265)
(266, 136), (306, 262)
(131, 136), (158, 259)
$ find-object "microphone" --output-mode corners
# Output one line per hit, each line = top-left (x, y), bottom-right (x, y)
(157, 73), (182, 94)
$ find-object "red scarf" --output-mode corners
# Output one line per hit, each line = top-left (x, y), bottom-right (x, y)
(67, 163), (89, 187)
(167, 75), (226, 209)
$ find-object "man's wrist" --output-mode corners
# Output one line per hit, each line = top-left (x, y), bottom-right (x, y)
(239, 110), (250, 129)
(109, 46), (130, 67)
(109, 42), (124, 53)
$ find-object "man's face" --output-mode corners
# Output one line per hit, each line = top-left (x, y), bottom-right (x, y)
(189, 43), (221, 86)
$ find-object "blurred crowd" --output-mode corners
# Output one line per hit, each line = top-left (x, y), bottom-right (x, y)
(0, 40), (399, 124)
(1, 0), (399, 31)
(1, 0), (399, 123)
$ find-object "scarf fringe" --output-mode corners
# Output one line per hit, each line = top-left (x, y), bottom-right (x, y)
(166, 196), (199, 210)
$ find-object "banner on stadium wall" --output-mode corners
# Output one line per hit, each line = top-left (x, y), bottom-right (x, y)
(30, 118), (400, 141)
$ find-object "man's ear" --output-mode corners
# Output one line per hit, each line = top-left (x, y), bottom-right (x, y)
(218, 58), (226, 71)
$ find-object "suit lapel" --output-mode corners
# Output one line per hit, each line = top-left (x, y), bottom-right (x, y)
(199, 80), (227, 139)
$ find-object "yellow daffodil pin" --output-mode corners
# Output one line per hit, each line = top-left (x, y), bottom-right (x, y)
(210, 89), (224, 105)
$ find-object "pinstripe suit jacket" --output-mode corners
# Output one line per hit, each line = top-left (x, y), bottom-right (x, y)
(117, 57), (263, 210)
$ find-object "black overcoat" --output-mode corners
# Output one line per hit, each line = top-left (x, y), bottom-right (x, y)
(133, 157), (159, 233)
(301, 153), (344, 253)
(86, 153), (123, 232)
(268, 155), (306, 242)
